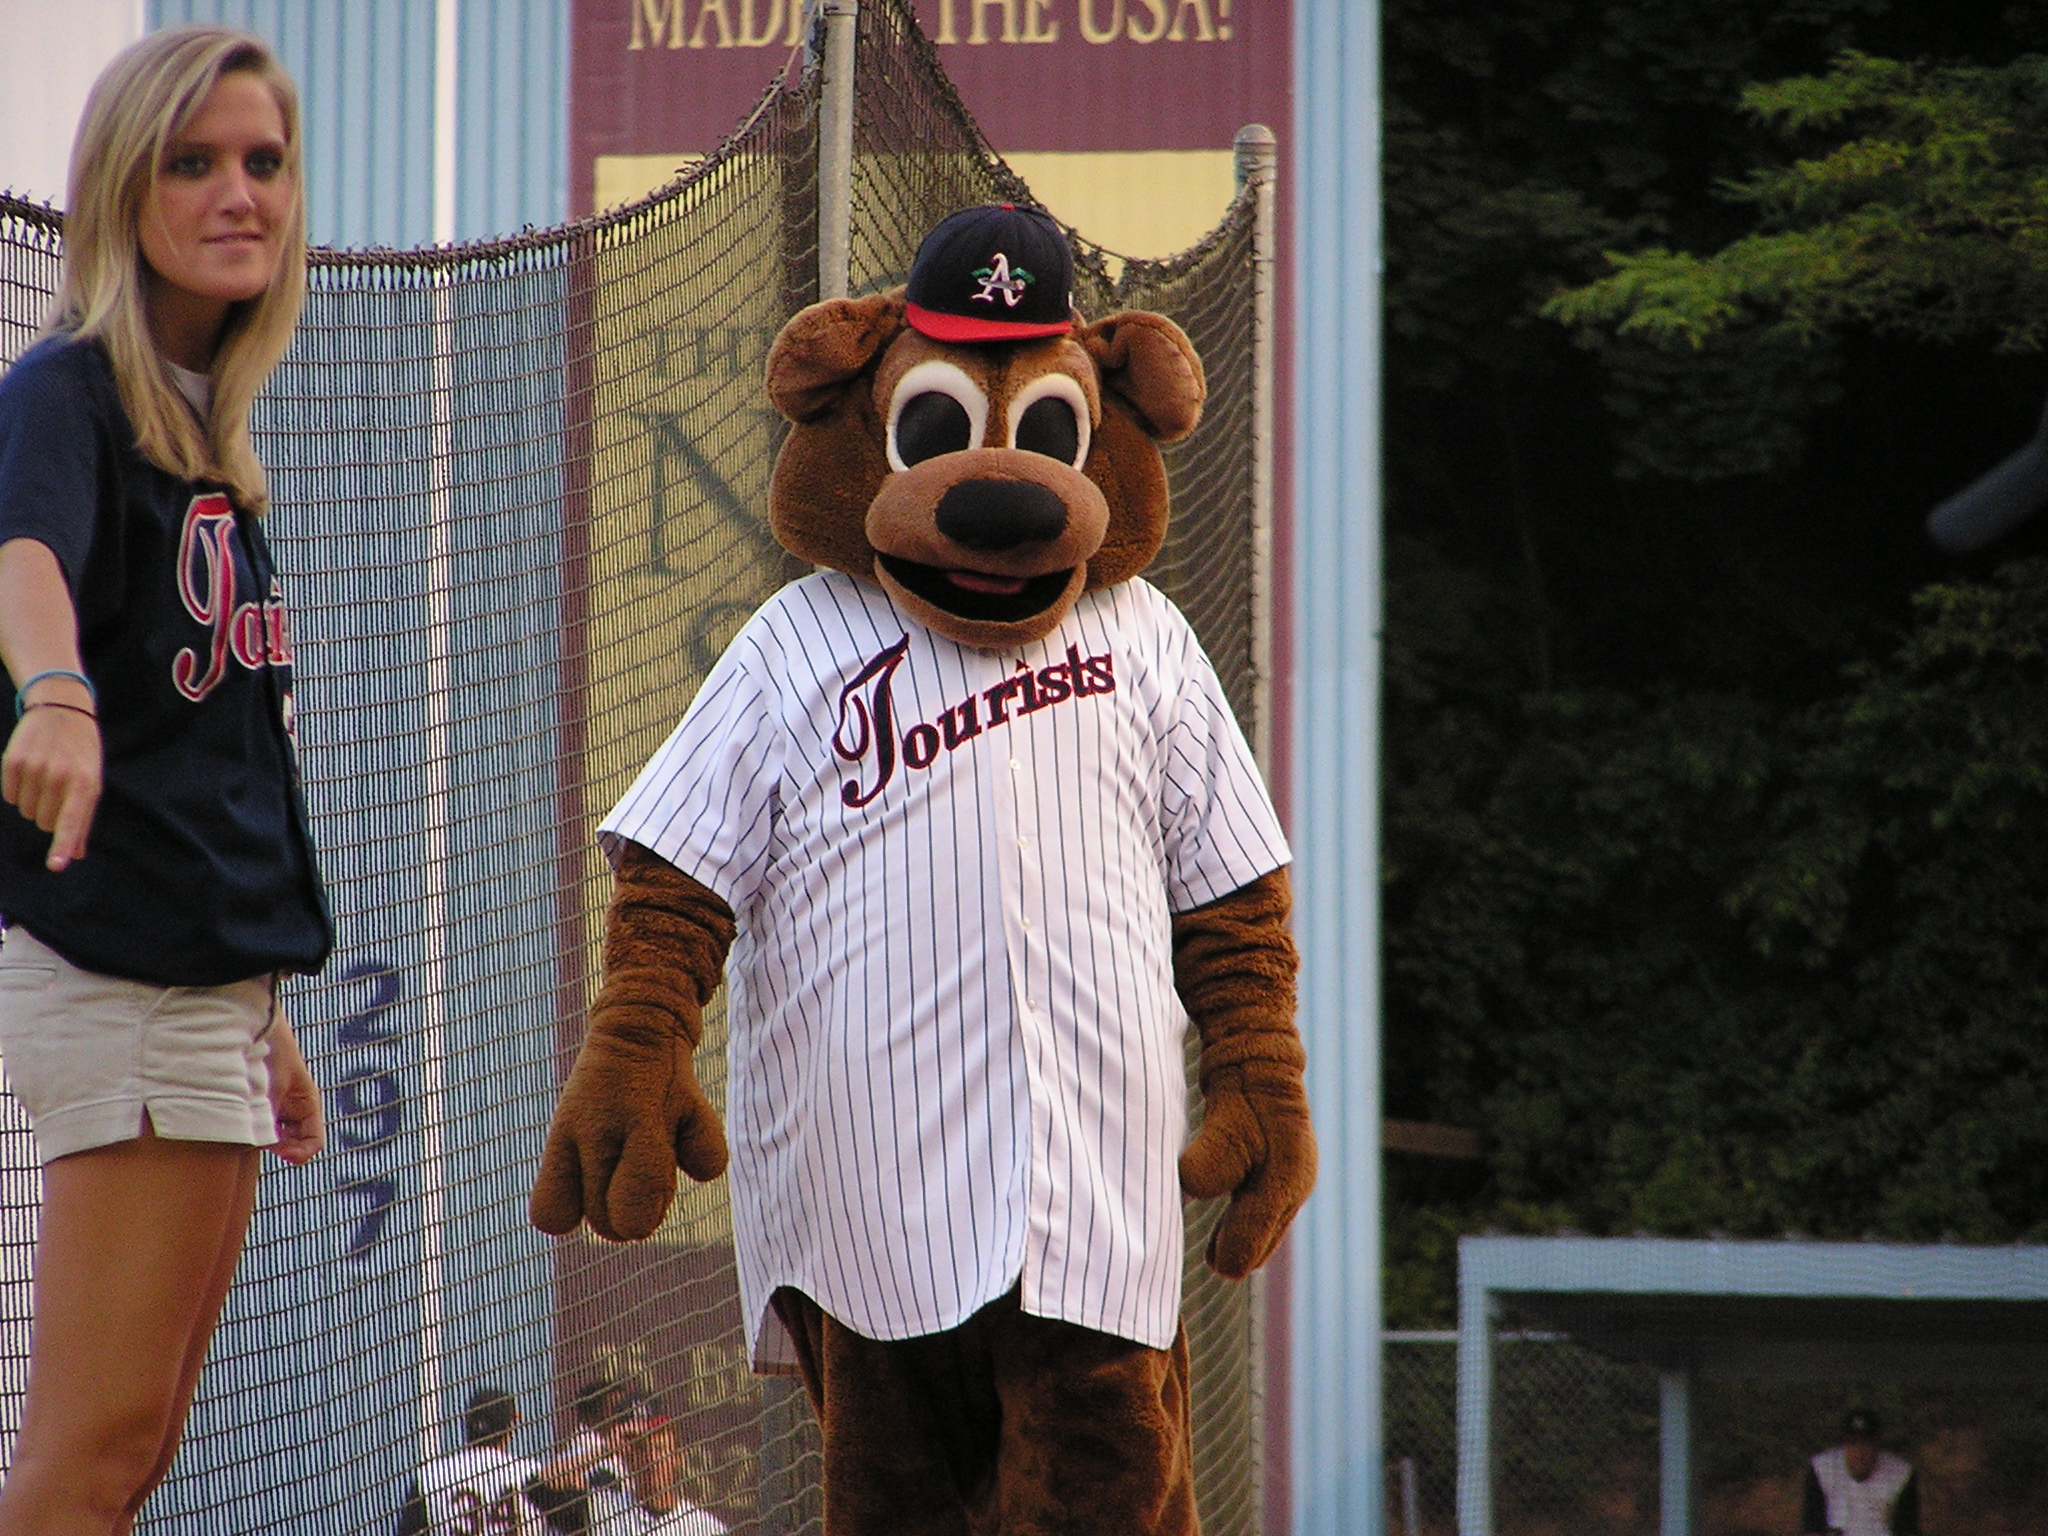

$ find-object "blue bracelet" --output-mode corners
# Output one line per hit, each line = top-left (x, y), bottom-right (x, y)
(13, 669), (96, 719)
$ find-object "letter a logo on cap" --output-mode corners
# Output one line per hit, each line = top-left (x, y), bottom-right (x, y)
(971, 252), (1033, 308)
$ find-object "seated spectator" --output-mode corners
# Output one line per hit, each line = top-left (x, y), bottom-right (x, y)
(562, 1374), (633, 1484)
(527, 1410), (726, 1534)
(396, 1387), (541, 1535)
(618, 1415), (727, 1534)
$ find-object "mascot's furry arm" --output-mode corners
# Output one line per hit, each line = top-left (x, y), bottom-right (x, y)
(1173, 867), (1315, 1278)
(531, 842), (734, 1241)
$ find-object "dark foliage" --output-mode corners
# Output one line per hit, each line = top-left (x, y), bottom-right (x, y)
(1385, 0), (2048, 1323)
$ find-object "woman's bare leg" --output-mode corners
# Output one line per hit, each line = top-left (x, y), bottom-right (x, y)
(113, 1146), (259, 1535)
(0, 1135), (261, 1536)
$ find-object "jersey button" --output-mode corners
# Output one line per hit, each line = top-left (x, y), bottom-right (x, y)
(1010, 758), (1022, 771)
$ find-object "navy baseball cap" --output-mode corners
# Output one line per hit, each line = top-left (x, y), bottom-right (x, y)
(1842, 1409), (1880, 1440)
(905, 204), (1074, 343)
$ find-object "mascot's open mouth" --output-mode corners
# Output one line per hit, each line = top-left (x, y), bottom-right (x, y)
(876, 554), (1076, 623)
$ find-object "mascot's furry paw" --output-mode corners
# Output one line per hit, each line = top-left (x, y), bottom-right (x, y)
(1170, 867), (1316, 1279)
(1178, 1060), (1315, 1278)
(531, 842), (736, 1242)
(531, 1017), (727, 1242)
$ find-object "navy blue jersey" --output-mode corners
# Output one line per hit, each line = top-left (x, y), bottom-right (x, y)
(0, 335), (331, 986)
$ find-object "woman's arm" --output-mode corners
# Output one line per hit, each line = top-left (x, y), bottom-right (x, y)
(0, 538), (99, 871)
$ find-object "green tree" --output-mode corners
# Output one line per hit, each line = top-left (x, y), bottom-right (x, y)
(1384, 4), (2048, 1325)
(1387, 560), (2048, 1323)
(1548, 53), (2048, 354)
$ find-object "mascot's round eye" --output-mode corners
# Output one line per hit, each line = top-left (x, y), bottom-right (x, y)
(1006, 373), (1092, 469)
(887, 360), (989, 473)
(896, 393), (973, 465)
(1015, 397), (1080, 465)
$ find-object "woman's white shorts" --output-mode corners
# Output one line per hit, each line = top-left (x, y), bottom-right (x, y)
(0, 925), (277, 1163)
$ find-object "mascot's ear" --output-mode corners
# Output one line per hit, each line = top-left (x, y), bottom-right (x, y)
(767, 292), (909, 423)
(1077, 311), (1206, 443)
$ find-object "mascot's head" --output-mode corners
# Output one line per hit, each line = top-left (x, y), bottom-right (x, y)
(765, 204), (1206, 649)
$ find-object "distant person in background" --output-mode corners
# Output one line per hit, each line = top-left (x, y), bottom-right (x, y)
(521, 1380), (634, 1536)
(396, 1388), (541, 1535)
(612, 1415), (726, 1534)
(525, 1411), (726, 1536)
(1802, 1409), (1920, 1536)
(561, 1374), (634, 1484)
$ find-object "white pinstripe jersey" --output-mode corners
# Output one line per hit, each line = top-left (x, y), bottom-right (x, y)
(601, 572), (1290, 1364)
(409, 1446), (542, 1532)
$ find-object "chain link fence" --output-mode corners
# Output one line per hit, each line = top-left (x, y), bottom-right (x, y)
(1386, 1332), (2048, 1535)
(1386, 1333), (1658, 1536)
(0, 0), (1271, 1528)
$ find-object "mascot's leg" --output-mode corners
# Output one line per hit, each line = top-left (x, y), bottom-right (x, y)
(987, 1300), (1197, 1536)
(772, 1288), (987, 1536)
(771, 1287), (1198, 1536)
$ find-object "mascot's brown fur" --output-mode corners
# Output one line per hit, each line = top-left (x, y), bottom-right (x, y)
(534, 213), (1314, 1535)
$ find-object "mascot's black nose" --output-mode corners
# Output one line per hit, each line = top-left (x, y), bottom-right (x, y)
(935, 479), (1069, 551)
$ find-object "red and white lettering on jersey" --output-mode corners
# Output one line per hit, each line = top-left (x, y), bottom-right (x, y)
(831, 634), (1115, 807)
(172, 491), (294, 701)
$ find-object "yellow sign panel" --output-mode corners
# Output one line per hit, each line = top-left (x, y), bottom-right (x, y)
(595, 153), (706, 214)
(598, 149), (1237, 261)
(1004, 150), (1236, 265)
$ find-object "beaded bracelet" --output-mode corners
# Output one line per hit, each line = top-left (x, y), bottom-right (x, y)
(13, 668), (96, 720)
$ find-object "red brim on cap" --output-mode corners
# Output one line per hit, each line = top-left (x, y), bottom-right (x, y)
(905, 302), (1073, 343)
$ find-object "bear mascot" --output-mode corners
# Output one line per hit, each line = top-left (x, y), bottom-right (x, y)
(532, 203), (1315, 1536)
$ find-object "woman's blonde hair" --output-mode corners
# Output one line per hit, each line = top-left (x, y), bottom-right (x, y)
(49, 27), (306, 515)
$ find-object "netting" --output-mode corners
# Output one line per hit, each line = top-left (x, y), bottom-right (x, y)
(0, 2), (1266, 1530)
(1385, 1333), (2048, 1535)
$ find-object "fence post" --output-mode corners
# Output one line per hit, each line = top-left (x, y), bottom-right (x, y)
(817, 0), (858, 301)
(1659, 1367), (1695, 1536)
(416, 268), (457, 1470)
(1235, 123), (1278, 776)
(1455, 1281), (1493, 1536)
(1291, 0), (1382, 1524)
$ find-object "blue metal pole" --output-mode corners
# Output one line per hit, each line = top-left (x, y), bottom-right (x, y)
(1455, 1269), (1494, 1536)
(1290, 0), (1381, 1531)
(1660, 1369), (1695, 1536)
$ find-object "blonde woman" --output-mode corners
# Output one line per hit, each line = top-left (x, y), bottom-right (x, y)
(0, 28), (330, 1534)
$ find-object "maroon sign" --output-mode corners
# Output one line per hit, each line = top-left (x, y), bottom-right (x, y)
(910, 0), (1288, 153)
(570, 0), (1290, 214)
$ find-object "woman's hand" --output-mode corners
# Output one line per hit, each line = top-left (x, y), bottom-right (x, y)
(1, 538), (101, 872)
(1, 704), (101, 871)
(265, 1011), (325, 1164)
